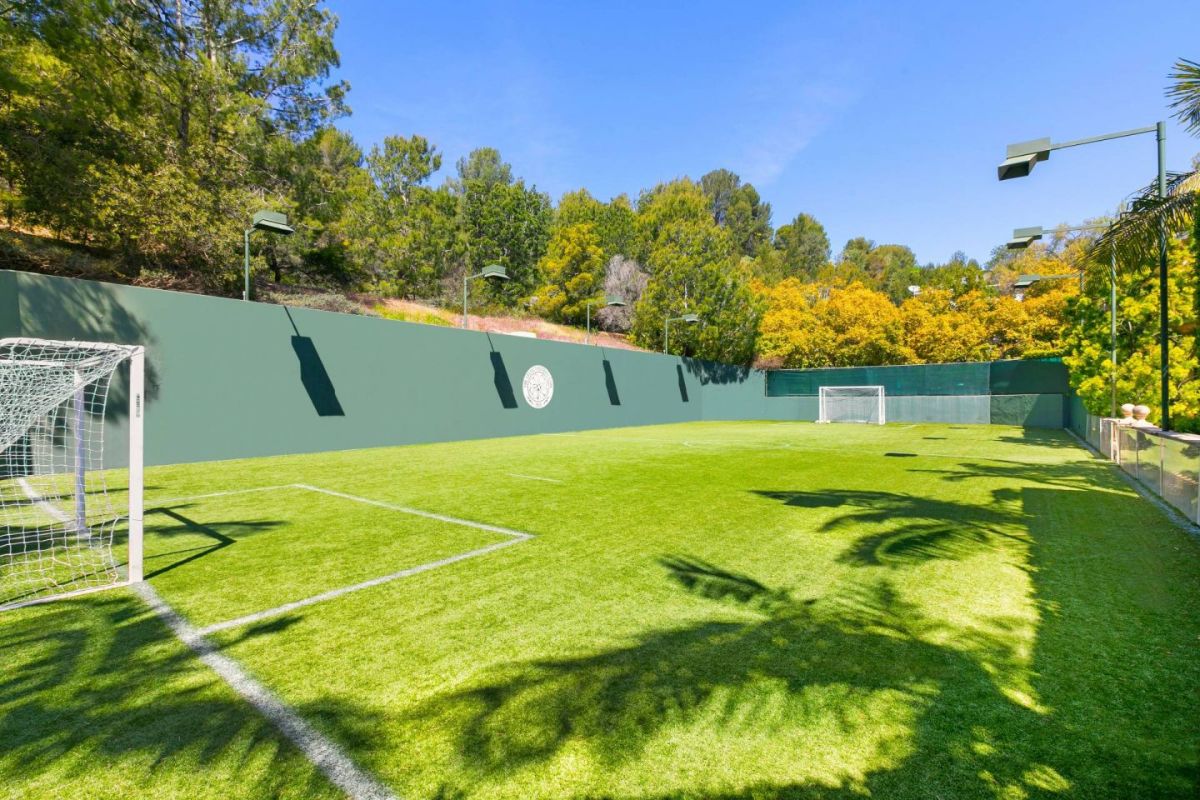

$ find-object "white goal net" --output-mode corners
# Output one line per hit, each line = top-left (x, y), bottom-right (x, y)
(818, 385), (885, 424)
(1, 338), (144, 610)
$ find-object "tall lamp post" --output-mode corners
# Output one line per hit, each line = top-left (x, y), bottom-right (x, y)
(463, 264), (508, 328)
(244, 210), (294, 301)
(998, 121), (1170, 428)
(1008, 224), (1119, 415)
(664, 313), (700, 354)
(585, 295), (626, 345)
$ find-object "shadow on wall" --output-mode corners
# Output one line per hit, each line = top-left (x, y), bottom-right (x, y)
(12, 273), (160, 420)
(602, 358), (621, 406)
(676, 365), (689, 403)
(682, 357), (751, 386)
(284, 308), (344, 417)
(487, 335), (518, 409)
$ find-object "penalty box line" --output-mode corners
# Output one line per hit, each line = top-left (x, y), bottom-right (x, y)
(135, 582), (398, 800)
(150, 482), (534, 635)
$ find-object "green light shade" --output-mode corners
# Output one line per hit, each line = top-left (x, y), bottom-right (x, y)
(681, 313), (700, 323)
(251, 210), (294, 235)
(1006, 226), (1046, 250)
(605, 295), (627, 307)
(481, 264), (508, 279)
(998, 138), (1051, 181)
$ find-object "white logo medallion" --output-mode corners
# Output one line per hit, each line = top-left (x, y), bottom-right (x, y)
(522, 365), (554, 409)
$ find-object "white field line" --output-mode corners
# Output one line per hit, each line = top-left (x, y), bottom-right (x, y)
(507, 473), (563, 484)
(294, 484), (535, 539)
(161, 482), (534, 634)
(135, 582), (397, 800)
(198, 536), (527, 635)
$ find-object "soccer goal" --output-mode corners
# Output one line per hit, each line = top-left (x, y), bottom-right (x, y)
(818, 385), (885, 425)
(1, 338), (145, 610)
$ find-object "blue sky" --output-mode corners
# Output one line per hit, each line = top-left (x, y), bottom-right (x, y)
(332, 1), (1200, 266)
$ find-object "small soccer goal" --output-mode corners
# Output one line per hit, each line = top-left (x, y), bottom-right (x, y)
(1, 338), (145, 610)
(818, 385), (885, 425)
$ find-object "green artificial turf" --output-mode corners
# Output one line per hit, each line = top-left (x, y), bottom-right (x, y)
(3, 421), (1199, 799)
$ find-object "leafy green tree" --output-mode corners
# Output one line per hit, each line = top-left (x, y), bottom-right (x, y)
(450, 147), (512, 193)
(0, 0), (345, 285)
(634, 179), (715, 266)
(460, 178), (552, 303)
(555, 189), (637, 263)
(1064, 234), (1198, 431)
(699, 169), (771, 256)
(528, 223), (605, 322)
(631, 255), (761, 363)
(772, 213), (830, 280)
(920, 251), (990, 297)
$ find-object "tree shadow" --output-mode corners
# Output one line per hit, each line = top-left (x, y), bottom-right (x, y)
(752, 488), (1031, 568)
(680, 358), (751, 385)
(9, 272), (160, 423)
(0, 592), (384, 797)
(402, 560), (1067, 799)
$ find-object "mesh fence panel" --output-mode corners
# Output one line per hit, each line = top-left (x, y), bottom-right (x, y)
(1162, 436), (1200, 524)
(1, 339), (136, 608)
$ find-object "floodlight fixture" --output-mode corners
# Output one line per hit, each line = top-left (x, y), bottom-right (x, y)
(997, 138), (1051, 181)
(244, 210), (294, 301)
(1006, 226), (1047, 249)
(462, 264), (509, 328)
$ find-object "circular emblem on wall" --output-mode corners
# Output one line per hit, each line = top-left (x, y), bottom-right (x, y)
(522, 365), (554, 409)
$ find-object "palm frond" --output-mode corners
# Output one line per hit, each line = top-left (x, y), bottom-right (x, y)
(1167, 58), (1200, 135)
(1091, 170), (1199, 264)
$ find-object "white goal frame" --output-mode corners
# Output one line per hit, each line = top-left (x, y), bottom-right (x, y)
(818, 385), (886, 425)
(0, 338), (144, 610)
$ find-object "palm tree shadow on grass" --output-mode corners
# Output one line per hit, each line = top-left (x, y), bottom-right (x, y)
(0, 593), (383, 798)
(403, 558), (1071, 799)
(753, 488), (1030, 567)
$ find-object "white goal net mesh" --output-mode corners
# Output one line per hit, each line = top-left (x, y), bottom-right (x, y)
(1, 339), (139, 608)
(819, 386), (885, 424)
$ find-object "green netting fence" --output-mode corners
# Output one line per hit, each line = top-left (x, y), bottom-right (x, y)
(765, 359), (1070, 427)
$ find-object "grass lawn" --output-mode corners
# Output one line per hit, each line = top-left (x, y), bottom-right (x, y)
(3, 421), (1199, 799)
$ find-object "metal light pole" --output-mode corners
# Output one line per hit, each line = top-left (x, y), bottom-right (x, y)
(998, 122), (1170, 428)
(586, 295), (626, 345)
(243, 210), (294, 301)
(462, 264), (508, 328)
(664, 313), (700, 354)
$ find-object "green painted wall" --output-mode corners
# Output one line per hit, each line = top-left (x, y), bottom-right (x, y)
(0, 270), (1072, 468)
(4, 270), (742, 466)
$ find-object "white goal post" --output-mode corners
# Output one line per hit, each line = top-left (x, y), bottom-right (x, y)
(1, 338), (144, 611)
(818, 385), (886, 425)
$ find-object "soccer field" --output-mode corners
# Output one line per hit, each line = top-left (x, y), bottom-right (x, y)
(3, 421), (1199, 799)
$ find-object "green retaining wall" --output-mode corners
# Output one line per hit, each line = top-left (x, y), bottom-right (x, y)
(0, 270), (1073, 467)
(1, 270), (780, 466)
